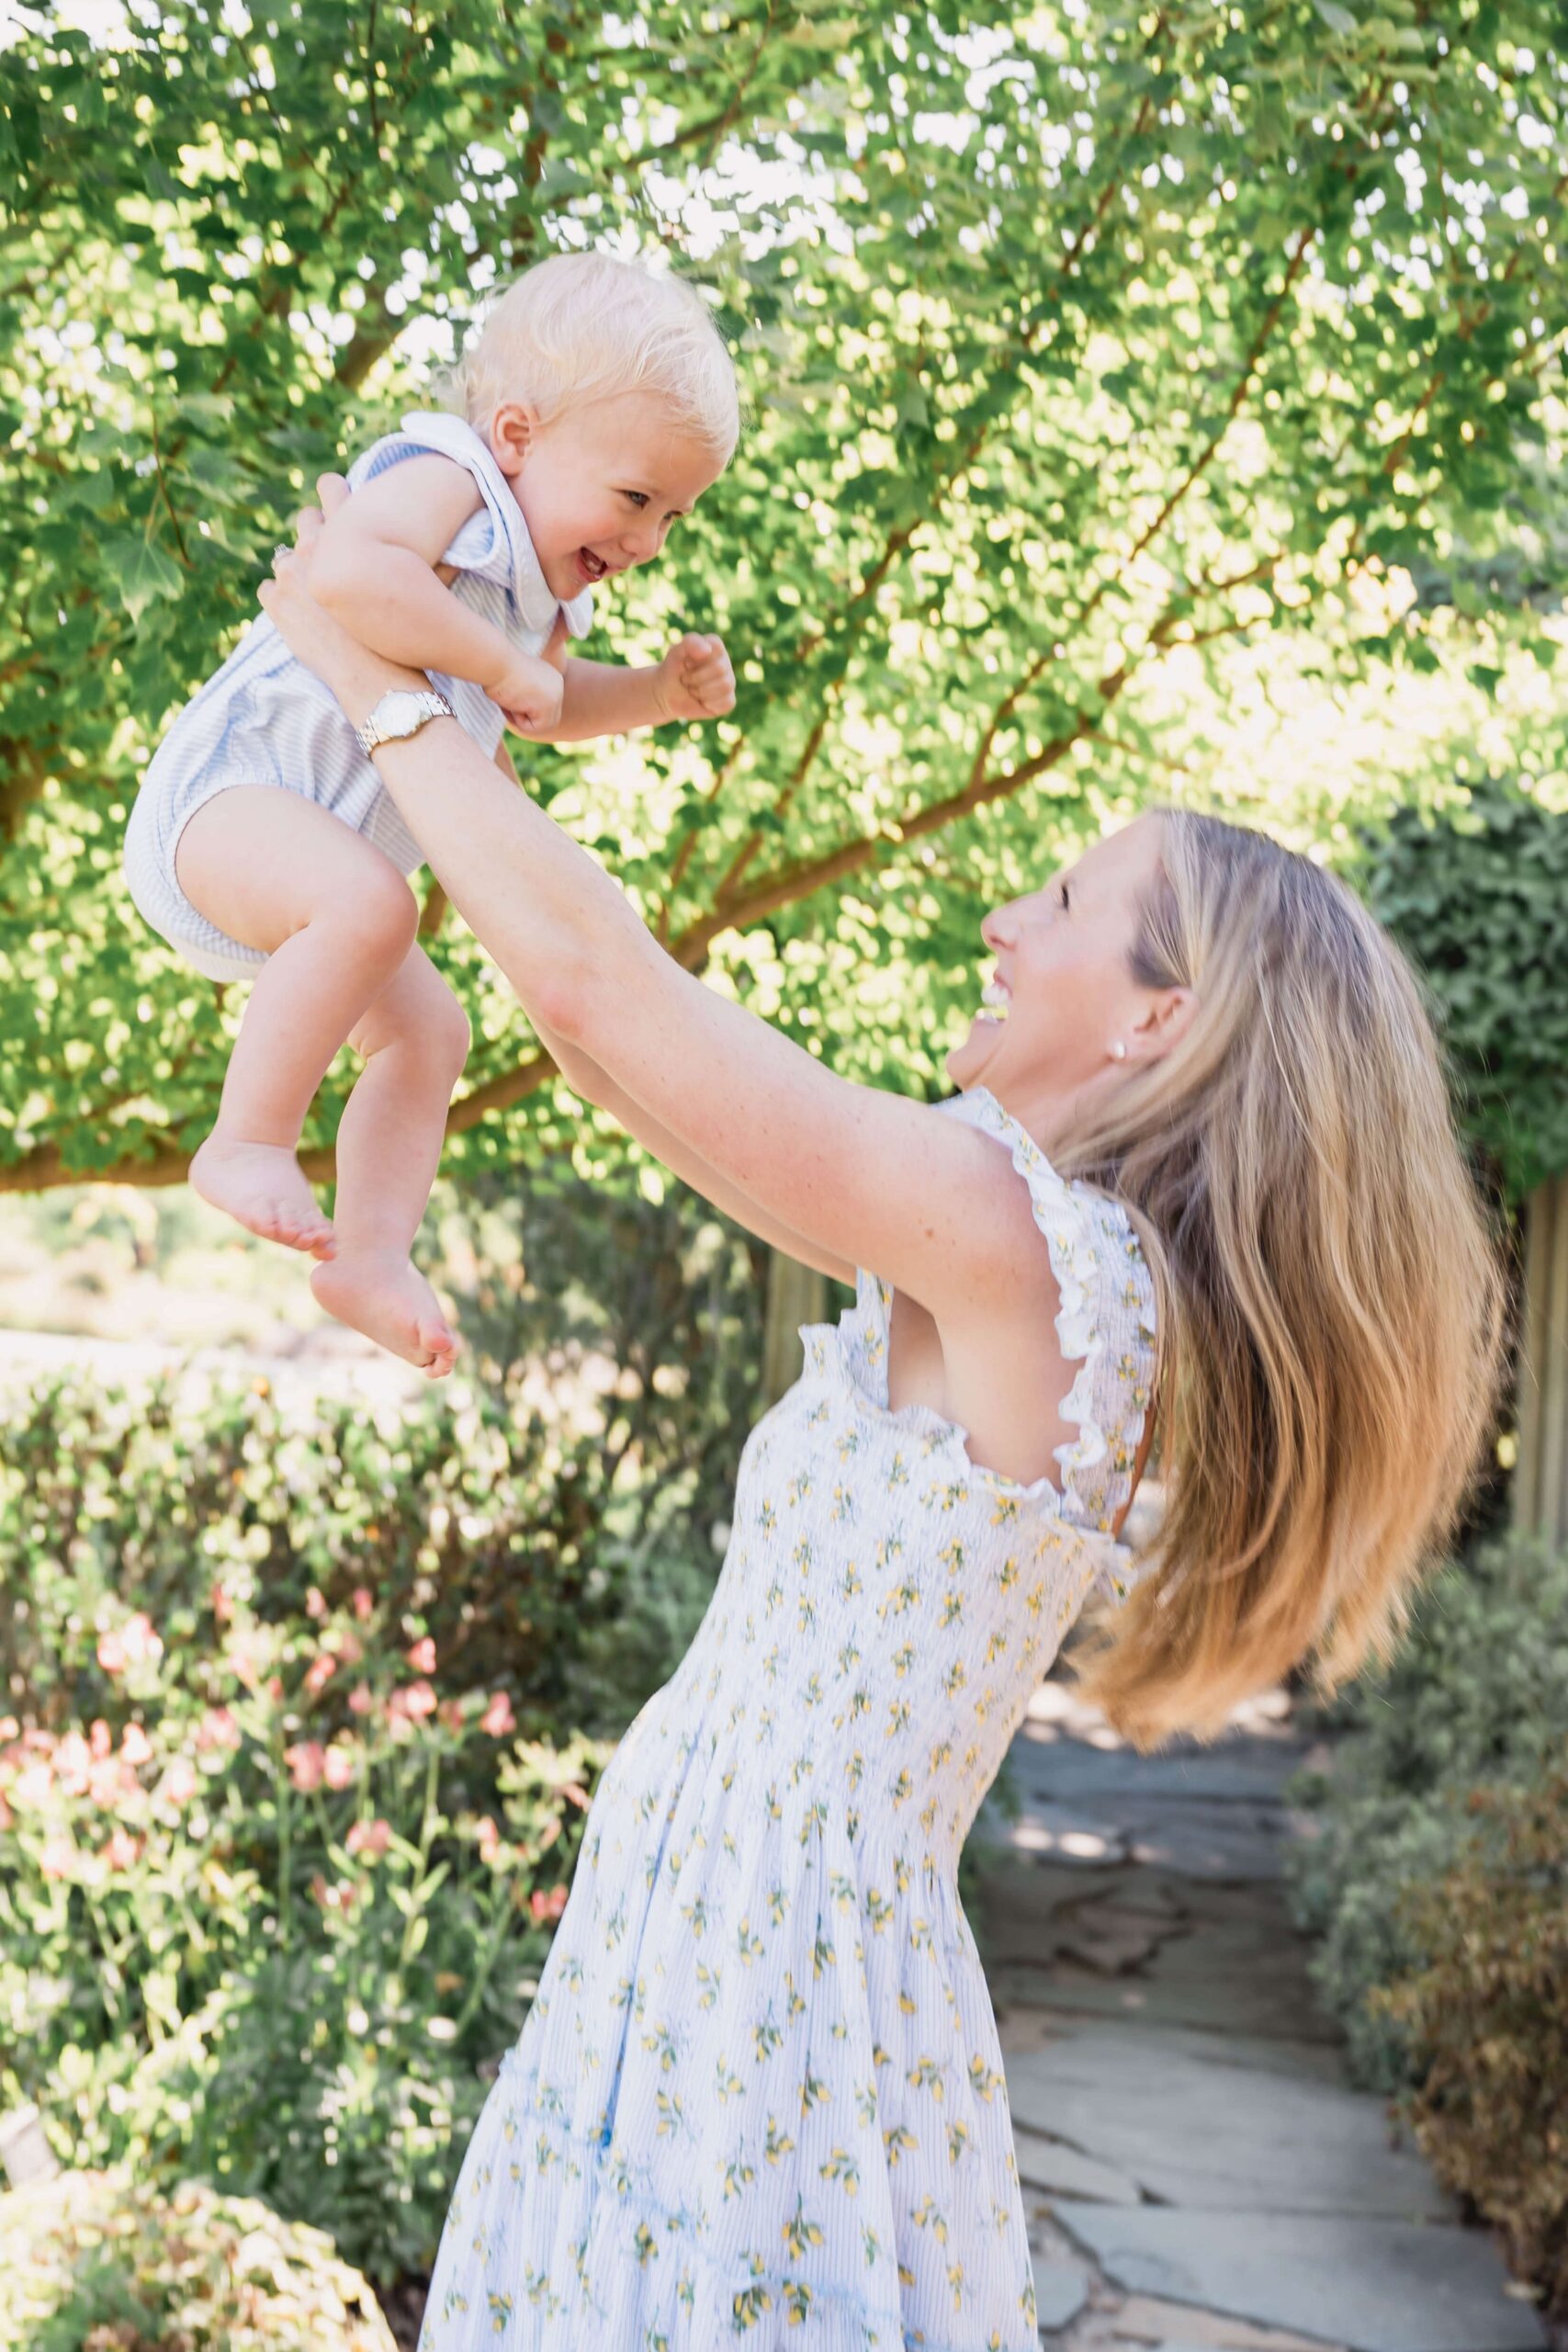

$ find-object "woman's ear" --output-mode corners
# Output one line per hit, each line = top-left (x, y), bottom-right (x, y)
(1132, 985), (1199, 1061)
(490, 401), (542, 478)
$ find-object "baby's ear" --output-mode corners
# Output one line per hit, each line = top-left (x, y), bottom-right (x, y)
(490, 401), (542, 477)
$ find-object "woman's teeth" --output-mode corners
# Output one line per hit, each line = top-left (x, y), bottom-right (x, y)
(580, 548), (607, 580)
(980, 979), (1010, 1023)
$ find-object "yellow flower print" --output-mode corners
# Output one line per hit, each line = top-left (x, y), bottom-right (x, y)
(907, 2054), (946, 2100)
(753, 2012), (784, 2064)
(799, 2064), (832, 2114)
(968, 2053), (1006, 2102)
(722, 2146), (757, 2199)
(820, 2145), (861, 2195)
(715, 2057), (744, 2102)
(884, 2121), (919, 2166)
(732, 2282), (773, 2330)
(762, 2113), (796, 2164)
(912, 2193), (949, 2243)
(784, 2195), (826, 2258)
(643, 2021), (679, 2072)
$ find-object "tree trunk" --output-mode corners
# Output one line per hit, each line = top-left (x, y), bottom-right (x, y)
(1513, 1174), (1568, 1544)
(761, 1250), (828, 1408)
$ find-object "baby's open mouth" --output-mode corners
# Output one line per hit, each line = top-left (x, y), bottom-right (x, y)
(578, 548), (608, 582)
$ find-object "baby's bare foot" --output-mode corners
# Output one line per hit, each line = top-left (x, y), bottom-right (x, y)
(310, 1248), (457, 1377)
(190, 1133), (336, 1257)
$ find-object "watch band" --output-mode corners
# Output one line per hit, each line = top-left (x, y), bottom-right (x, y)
(355, 688), (457, 758)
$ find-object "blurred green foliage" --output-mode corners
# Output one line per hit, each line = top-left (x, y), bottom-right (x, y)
(2, 0), (1564, 1189)
(0, 2167), (397, 2352)
(1282, 1531), (1568, 2092)
(1360, 778), (1568, 1197)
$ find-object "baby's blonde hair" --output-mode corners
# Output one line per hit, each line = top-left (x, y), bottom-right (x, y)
(443, 250), (739, 462)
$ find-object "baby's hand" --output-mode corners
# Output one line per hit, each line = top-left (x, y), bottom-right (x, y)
(491, 650), (564, 735)
(654, 633), (736, 723)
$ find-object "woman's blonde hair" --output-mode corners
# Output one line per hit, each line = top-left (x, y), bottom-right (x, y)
(440, 250), (739, 463)
(1061, 808), (1507, 1750)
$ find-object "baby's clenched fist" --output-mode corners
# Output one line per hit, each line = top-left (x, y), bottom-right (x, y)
(654, 633), (736, 723)
(491, 651), (564, 735)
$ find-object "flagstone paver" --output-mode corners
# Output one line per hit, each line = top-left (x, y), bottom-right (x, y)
(970, 1679), (1551, 2352)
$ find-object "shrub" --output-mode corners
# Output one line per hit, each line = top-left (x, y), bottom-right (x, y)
(0, 1364), (718, 2284)
(1371, 1758), (1568, 2323)
(1283, 1532), (1568, 2090)
(0, 2165), (397, 2352)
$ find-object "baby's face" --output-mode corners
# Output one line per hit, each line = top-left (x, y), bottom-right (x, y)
(492, 391), (727, 603)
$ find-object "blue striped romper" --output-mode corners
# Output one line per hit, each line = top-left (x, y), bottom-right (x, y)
(122, 409), (593, 981)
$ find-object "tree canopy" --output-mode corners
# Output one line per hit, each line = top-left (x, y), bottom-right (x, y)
(2, 0), (1564, 1190)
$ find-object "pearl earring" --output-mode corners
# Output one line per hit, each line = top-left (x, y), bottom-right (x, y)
(1109, 1039), (1126, 1062)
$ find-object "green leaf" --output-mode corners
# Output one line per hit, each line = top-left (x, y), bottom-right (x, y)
(101, 536), (185, 622)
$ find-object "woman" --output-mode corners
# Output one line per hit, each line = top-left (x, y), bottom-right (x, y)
(256, 482), (1503, 2350)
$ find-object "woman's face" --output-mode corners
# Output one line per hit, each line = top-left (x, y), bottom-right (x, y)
(947, 815), (1175, 1108)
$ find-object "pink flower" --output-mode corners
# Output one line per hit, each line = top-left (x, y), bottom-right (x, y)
(388, 1680), (436, 1726)
(225, 1630), (271, 1691)
(0, 1715), (19, 1744)
(11, 1762), (54, 1811)
(96, 1613), (163, 1677)
(53, 1733), (90, 1795)
(89, 1719), (112, 1759)
(195, 1705), (241, 1755)
(285, 1740), (327, 1792)
(89, 1757), (135, 1808)
(406, 1637), (436, 1673)
(102, 1826), (140, 1871)
(352, 1588), (374, 1623)
(337, 1630), (363, 1668)
(476, 1815), (501, 1864)
(39, 1834), (76, 1880)
(162, 1757), (197, 1807)
(530, 1883), (569, 1923)
(303, 1653), (337, 1697)
(210, 1580), (233, 1624)
(310, 1871), (356, 1914)
(347, 1683), (373, 1717)
(306, 1586), (327, 1621)
(480, 1692), (515, 1739)
(120, 1724), (153, 1770)
(346, 1816), (391, 1860)
(322, 1743), (356, 1792)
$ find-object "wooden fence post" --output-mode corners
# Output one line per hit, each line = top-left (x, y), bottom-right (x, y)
(761, 1250), (828, 1408)
(1513, 1173), (1568, 1545)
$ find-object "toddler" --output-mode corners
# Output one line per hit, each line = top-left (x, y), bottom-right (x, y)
(123, 252), (739, 1374)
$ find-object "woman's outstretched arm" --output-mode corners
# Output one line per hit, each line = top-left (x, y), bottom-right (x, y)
(258, 489), (1054, 1329)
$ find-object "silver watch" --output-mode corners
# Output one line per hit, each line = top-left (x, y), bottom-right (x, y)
(355, 687), (457, 757)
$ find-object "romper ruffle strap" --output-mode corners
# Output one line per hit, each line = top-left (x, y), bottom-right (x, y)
(351, 408), (595, 643)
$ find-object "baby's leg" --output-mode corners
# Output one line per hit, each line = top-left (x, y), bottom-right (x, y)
(175, 786), (421, 1255)
(309, 943), (469, 1377)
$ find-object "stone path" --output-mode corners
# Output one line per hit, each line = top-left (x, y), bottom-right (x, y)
(970, 1678), (1551, 2352)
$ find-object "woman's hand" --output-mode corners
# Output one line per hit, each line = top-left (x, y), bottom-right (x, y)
(258, 474), (427, 726)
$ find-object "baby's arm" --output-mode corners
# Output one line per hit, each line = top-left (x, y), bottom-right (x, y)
(310, 454), (559, 724)
(514, 636), (736, 744)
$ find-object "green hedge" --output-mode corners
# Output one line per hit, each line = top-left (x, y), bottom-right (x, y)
(0, 1343), (750, 2288)
(1284, 1532), (1568, 2092)
(0, 2167), (398, 2352)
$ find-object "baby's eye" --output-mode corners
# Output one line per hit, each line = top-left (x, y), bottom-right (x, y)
(622, 491), (649, 509)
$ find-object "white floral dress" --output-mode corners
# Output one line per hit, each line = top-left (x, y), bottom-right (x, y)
(418, 1083), (1158, 2352)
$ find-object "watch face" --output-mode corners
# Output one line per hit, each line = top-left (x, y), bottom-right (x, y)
(378, 692), (430, 735)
